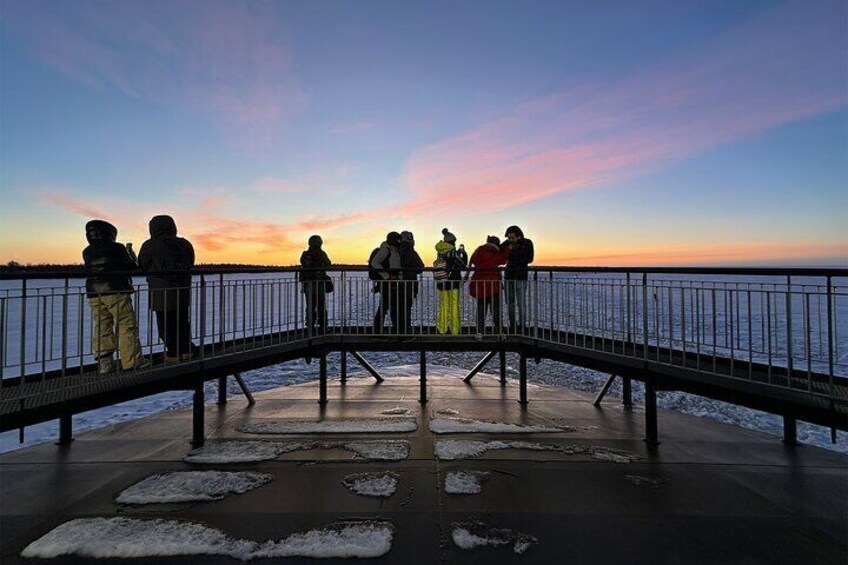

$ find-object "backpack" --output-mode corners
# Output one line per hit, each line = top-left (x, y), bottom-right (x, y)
(433, 256), (449, 282)
(368, 247), (389, 281)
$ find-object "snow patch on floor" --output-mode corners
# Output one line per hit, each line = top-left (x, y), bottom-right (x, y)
(380, 407), (411, 415)
(429, 418), (568, 434)
(342, 472), (399, 497)
(436, 408), (461, 416)
(185, 439), (410, 464)
(451, 521), (538, 554)
(435, 439), (638, 462)
(624, 474), (665, 487)
(444, 471), (490, 494)
(115, 471), (272, 504)
(238, 419), (417, 434)
(22, 517), (394, 560)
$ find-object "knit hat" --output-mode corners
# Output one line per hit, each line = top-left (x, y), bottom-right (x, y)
(441, 228), (456, 244)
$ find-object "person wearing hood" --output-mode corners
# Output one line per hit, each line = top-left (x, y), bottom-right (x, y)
(434, 228), (465, 335)
(300, 235), (332, 330)
(501, 225), (534, 332)
(371, 231), (402, 333)
(83, 220), (147, 374)
(465, 235), (511, 334)
(397, 231), (424, 333)
(138, 215), (196, 361)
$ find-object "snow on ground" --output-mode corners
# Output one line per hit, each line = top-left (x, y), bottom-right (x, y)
(434, 439), (639, 462)
(21, 517), (393, 560)
(342, 472), (399, 497)
(115, 471), (272, 504)
(380, 407), (411, 415)
(184, 440), (411, 464)
(435, 408), (461, 416)
(429, 418), (567, 434)
(444, 471), (490, 494)
(238, 419), (417, 435)
(451, 521), (538, 554)
(624, 475), (665, 487)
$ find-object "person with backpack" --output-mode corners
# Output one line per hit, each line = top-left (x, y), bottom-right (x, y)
(138, 215), (196, 362)
(398, 231), (424, 333)
(82, 220), (147, 374)
(300, 235), (332, 330)
(465, 235), (511, 334)
(501, 225), (535, 332)
(434, 228), (465, 335)
(370, 232), (402, 333)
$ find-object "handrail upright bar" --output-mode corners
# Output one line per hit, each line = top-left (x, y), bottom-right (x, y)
(20, 279), (27, 379)
(199, 275), (206, 360)
(826, 276), (835, 410)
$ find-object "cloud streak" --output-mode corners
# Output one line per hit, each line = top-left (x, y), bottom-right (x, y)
(4, 0), (307, 148)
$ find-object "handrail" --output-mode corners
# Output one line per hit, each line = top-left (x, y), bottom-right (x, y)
(2, 265), (846, 280)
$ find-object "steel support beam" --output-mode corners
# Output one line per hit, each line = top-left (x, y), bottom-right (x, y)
(783, 414), (798, 446)
(340, 352), (347, 385)
(350, 351), (385, 383)
(519, 354), (528, 407)
(319, 354), (328, 405)
(644, 377), (658, 446)
(56, 414), (73, 445)
(217, 376), (228, 405)
(420, 350), (427, 404)
(463, 351), (497, 383)
(622, 376), (633, 408)
(499, 350), (507, 386)
(232, 373), (255, 405)
(593, 374), (617, 407)
(192, 382), (205, 448)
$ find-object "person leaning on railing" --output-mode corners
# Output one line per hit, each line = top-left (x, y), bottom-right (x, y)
(465, 235), (511, 335)
(370, 231), (402, 334)
(299, 235), (332, 329)
(82, 219), (148, 374)
(138, 215), (196, 362)
(502, 225), (534, 333)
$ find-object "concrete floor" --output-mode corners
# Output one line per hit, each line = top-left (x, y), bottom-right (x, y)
(1, 374), (846, 564)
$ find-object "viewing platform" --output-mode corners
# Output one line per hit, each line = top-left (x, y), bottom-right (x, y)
(2, 372), (846, 563)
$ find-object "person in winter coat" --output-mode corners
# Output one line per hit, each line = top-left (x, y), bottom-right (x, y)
(371, 231), (402, 333)
(502, 225), (535, 332)
(398, 231), (424, 333)
(434, 228), (465, 335)
(83, 220), (146, 374)
(138, 215), (196, 361)
(466, 235), (511, 334)
(300, 235), (332, 330)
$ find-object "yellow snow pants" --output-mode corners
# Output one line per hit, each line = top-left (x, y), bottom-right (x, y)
(437, 288), (461, 335)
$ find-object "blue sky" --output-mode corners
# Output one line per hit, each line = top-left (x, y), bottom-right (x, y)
(1, 0), (845, 266)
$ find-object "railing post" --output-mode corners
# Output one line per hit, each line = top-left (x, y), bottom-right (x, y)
(340, 351), (347, 384)
(61, 278), (69, 377)
(533, 271), (539, 339)
(642, 273), (649, 360)
(20, 278), (27, 379)
(217, 376), (228, 405)
(826, 275), (835, 420)
(783, 414), (797, 446)
(786, 275), (793, 379)
(199, 275), (206, 361)
(57, 414), (73, 446)
(218, 273), (225, 348)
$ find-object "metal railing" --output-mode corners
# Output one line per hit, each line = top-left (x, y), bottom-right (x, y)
(1, 267), (846, 412)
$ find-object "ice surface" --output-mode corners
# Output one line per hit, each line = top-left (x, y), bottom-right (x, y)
(238, 419), (417, 434)
(429, 418), (566, 434)
(342, 472), (399, 497)
(115, 471), (272, 504)
(451, 521), (537, 554)
(21, 517), (394, 560)
(444, 471), (490, 494)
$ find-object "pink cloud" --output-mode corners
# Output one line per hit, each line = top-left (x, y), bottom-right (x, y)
(4, 0), (307, 148)
(399, 0), (846, 217)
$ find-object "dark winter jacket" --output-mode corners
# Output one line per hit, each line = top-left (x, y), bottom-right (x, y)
(468, 243), (511, 299)
(138, 215), (195, 311)
(82, 220), (137, 298)
(371, 241), (402, 281)
(399, 238), (425, 297)
(503, 238), (534, 281)
(300, 246), (332, 293)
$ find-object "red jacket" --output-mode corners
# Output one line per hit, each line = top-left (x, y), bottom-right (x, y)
(468, 243), (511, 299)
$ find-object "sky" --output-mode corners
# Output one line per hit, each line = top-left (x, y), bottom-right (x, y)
(1, 0), (846, 267)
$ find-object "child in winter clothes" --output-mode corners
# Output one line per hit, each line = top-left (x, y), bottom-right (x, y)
(434, 228), (465, 334)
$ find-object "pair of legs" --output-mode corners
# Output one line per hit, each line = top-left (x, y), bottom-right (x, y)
(476, 293), (502, 334)
(505, 280), (528, 331)
(373, 281), (399, 333)
(304, 289), (327, 329)
(396, 280), (417, 334)
(154, 303), (192, 359)
(437, 288), (461, 334)
(89, 294), (144, 370)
